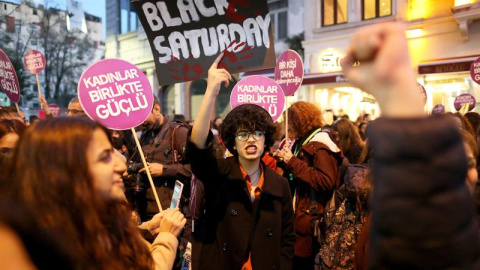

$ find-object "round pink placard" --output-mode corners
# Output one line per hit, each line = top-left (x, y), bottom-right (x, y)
(230, 75), (285, 122)
(431, 104), (445, 115)
(274, 50), (304, 96)
(454, 93), (476, 112)
(471, 57), (480, 85)
(78, 59), (153, 130)
(24, 50), (46, 74)
(0, 49), (21, 103)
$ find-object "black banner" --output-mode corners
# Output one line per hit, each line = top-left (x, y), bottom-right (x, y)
(132, 0), (276, 86)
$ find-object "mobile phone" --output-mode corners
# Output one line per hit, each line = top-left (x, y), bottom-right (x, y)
(170, 180), (184, 209)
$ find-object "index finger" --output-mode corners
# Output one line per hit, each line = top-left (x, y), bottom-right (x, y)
(211, 52), (225, 69)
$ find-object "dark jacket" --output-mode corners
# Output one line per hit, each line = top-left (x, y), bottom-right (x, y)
(138, 115), (192, 219)
(186, 132), (295, 270)
(283, 130), (343, 257)
(368, 116), (480, 269)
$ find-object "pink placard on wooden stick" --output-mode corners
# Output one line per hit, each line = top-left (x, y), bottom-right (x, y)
(78, 59), (154, 130)
(24, 50), (46, 74)
(0, 49), (21, 103)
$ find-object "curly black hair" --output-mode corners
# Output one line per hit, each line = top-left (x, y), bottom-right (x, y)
(221, 104), (276, 156)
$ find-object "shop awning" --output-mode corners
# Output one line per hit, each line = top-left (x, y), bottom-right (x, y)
(418, 55), (480, 75)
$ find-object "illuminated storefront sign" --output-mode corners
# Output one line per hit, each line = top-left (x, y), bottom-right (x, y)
(319, 49), (344, 73)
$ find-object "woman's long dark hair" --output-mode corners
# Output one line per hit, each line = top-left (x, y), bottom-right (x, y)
(333, 118), (364, 155)
(5, 117), (153, 270)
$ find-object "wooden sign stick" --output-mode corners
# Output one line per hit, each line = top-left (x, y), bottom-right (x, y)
(285, 100), (289, 147)
(36, 73), (43, 109)
(131, 128), (163, 212)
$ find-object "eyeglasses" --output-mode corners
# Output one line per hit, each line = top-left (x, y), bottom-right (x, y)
(65, 109), (84, 115)
(236, 130), (265, 142)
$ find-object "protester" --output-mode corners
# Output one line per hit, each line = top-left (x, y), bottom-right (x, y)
(341, 22), (480, 269)
(357, 122), (368, 141)
(0, 199), (77, 270)
(130, 97), (192, 224)
(451, 112), (476, 137)
(0, 119), (26, 173)
(462, 130), (478, 194)
(4, 117), (186, 270)
(0, 106), (27, 124)
(332, 118), (364, 164)
(273, 101), (343, 270)
(187, 53), (295, 270)
(66, 97), (85, 117)
(465, 112), (480, 139)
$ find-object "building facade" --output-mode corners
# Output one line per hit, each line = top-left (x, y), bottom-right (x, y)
(301, 0), (480, 121)
(0, 0), (104, 111)
(105, 0), (304, 121)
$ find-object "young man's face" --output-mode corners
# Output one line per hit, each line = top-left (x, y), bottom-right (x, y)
(234, 129), (265, 163)
(142, 104), (162, 130)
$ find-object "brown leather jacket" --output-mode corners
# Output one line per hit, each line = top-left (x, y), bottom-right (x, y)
(284, 131), (343, 257)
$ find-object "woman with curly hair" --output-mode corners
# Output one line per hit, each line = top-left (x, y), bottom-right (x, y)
(187, 54), (295, 270)
(333, 118), (364, 164)
(274, 101), (343, 270)
(3, 117), (185, 270)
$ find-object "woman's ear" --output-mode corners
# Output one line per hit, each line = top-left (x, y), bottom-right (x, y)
(153, 104), (161, 115)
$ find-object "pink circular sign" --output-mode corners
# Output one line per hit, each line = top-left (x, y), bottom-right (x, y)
(432, 104), (445, 115)
(454, 93), (476, 112)
(471, 57), (480, 85)
(78, 59), (153, 130)
(0, 49), (21, 103)
(24, 50), (46, 74)
(230, 75), (285, 122)
(274, 50), (304, 96)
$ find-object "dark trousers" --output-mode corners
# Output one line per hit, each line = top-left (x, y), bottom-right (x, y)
(293, 255), (315, 270)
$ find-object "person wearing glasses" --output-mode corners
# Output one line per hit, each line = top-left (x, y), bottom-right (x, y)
(66, 97), (85, 117)
(186, 53), (295, 270)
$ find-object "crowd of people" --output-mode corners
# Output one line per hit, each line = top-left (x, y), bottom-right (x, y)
(1, 22), (480, 270)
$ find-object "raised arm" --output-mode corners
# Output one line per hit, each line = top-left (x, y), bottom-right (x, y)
(190, 53), (232, 149)
(341, 22), (480, 269)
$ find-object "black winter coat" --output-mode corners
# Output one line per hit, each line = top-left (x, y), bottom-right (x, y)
(368, 116), (480, 269)
(186, 133), (295, 270)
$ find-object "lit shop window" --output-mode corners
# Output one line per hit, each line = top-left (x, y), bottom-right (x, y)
(363, 0), (392, 20)
(322, 0), (347, 26)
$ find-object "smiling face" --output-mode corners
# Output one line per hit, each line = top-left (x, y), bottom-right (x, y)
(234, 129), (265, 164)
(86, 128), (127, 200)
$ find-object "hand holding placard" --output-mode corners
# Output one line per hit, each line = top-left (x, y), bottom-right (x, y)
(24, 50), (46, 108)
(78, 59), (163, 213)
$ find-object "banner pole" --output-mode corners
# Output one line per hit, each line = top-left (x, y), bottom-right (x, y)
(36, 73), (43, 109)
(14, 102), (21, 116)
(285, 99), (288, 147)
(131, 128), (163, 213)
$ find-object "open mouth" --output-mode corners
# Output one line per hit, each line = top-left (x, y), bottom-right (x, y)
(245, 145), (258, 154)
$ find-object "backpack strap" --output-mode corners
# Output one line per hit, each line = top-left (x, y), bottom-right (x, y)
(170, 121), (190, 164)
(294, 128), (323, 156)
